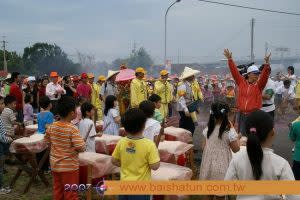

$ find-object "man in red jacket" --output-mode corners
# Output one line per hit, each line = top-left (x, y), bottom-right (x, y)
(224, 49), (271, 135)
(9, 72), (23, 122)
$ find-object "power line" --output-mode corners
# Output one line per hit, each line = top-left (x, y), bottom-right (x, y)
(198, 0), (300, 16)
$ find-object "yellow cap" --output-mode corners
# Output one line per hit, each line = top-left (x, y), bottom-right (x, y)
(88, 73), (95, 79)
(135, 67), (146, 74)
(98, 75), (106, 81)
(160, 70), (169, 76)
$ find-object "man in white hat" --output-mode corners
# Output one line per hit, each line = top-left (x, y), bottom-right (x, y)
(100, 70), (119, 100)
(224, 49), (271, 136)
(177, 67), (203, 135)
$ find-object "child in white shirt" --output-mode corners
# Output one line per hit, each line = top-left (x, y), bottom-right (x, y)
(139, 100), (161, 142)
(79, 102), (101, 152)
(225, 110), (298, 200)
(276, 79), (298, 115)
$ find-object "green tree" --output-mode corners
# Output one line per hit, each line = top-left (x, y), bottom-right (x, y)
(0, 50), (24, 73)
(128, 47), (153, 68)
(112, 58), (128, 70)
(23, 42), (81, 76)
(111, 46), (154, 70)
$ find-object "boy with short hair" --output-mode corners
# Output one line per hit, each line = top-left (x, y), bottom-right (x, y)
(148, 94), (163, 123)
(37, 96), (54, 134)
(1, 95), (20, 137)
(277, 79), (297, 115)
(112, 108), (160, 200)
(0, 96), (12, 194)
(44, 96), (85, 200)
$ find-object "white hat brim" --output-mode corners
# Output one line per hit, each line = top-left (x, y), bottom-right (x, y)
(107, 71), (120, 80)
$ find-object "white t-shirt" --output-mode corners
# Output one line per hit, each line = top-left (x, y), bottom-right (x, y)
(225, 148), (299, 200)
(276, 85), (296, 100)
(143, 118), (161, 141)
(103, 108), (120, 136)
(287, 74), (297, 87)
(274, 80), (283, 94)
(79, 118), (96, 152)
(261, 79), (276, 113)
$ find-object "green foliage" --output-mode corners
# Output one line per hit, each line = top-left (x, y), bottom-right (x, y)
(112, 47), (154, 70)
(22, 42), (81, 76)
(0, 50), (24, 72)
(128, 47), (153, 68)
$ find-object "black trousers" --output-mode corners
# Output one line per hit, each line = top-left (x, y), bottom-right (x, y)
(267, 110), (275, 120)
(36, 149), (50, 171)
(292, 160), (300, 180)
(179, 111), (195, 135)
(50, 100), (58, 116)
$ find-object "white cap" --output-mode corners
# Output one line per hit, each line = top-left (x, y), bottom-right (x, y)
(247, 65), (260, 74)
(28, 76), (36, 82)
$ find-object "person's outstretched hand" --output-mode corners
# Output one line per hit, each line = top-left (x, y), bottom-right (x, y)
(264, 53), (271, 64)
(224, 49), (232, 60)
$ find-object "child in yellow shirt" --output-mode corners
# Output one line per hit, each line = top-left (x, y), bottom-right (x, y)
(112, 108), (160, 200)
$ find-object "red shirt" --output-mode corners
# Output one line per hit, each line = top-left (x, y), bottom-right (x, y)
(9, 83), (23, 111)
(228, 59), (270, 114)
(76, 83), (91, 99)
(39, 86), (46, 97)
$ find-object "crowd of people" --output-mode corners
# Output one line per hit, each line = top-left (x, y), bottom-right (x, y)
(0, 48), (298, 199)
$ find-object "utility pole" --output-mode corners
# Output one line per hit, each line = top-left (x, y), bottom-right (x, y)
(177, 48), (180, 64)
(250, 18), (255, 62)
(1, 36), (8, 71)
(132, 41), (137, 54)
(265, 42), (269, 55)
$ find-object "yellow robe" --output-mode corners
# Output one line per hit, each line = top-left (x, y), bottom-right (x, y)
(130, 78), (148, 108)
(154, 80), (172, 118)
(191, 80), (203, 123)
(191, 80), (203, 101)
(91, 83), (103, 120)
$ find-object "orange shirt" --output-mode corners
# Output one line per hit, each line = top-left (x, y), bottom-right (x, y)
(44, 121), (85, 172)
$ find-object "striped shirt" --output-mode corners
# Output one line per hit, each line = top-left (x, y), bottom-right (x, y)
(0, 118), (12, 143)
(1, 107), (16, 136)
(44, 121), (86, 172)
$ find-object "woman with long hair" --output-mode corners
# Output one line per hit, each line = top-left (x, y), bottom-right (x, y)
(225, 110), (297, 200)
(23, 77), (39, 113)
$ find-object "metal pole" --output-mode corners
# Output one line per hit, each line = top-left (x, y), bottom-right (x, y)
(250, 18), (255, 62)
(265, 42), (268, 56)
(2, 36), (8, 71)
(164, 0), (181, 65)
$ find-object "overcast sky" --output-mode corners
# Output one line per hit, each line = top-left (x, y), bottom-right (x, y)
(1, 0), (300, 64)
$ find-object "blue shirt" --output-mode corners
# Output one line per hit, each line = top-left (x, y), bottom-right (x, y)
(37, 111), (54, 134)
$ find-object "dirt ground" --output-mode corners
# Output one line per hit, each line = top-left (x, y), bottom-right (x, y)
(1, 107), (297, 200)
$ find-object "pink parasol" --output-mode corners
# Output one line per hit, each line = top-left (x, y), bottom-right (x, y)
(116, 68), (136, 82)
